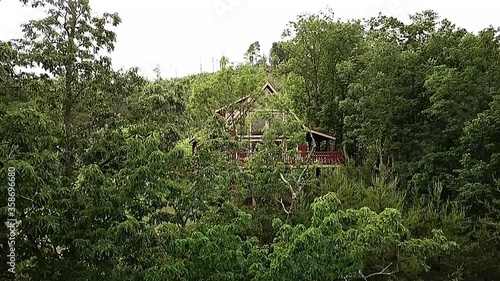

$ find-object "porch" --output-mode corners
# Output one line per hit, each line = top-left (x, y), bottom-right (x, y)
(229, 150), (344, 166)
(228, 130), (344, 166)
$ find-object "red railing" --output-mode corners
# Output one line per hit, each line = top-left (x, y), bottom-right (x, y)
(230, 151), (344, 166)
(309, 151), (344, 165)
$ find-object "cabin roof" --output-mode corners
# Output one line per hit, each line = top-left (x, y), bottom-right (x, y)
(214, 80), (336, 141)
(215, 95), (250, 114)
(215, 80), (277, 114)
(309, 129), (336, 140)
(262, 80), (277, 94)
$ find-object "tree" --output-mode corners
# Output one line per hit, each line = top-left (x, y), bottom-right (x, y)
(265, 193), (457, 281)
(17, 0), (121, 176)
(269, 41), (288, 72)
(277, 10), (364, 144)
(455, 97), (500, 279)
(244, 41), (262, 65)
(0, 41), (19, 112)
(188, 62), (267, 128)
(3, 5), (500, 280)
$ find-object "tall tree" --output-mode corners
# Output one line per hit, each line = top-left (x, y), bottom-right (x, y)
(17, 0), (121, 177)
(277, 10), (364, 144)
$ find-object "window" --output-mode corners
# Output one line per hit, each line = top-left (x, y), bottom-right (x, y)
(319, 141), (327, 151)
(251, 118), (266, 135)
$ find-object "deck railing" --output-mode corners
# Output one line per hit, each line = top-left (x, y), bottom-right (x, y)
(229, 151), (344, 166)
(309, 151), (344, 165)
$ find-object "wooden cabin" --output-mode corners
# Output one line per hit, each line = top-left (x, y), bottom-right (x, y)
(215, 81), (344, 166)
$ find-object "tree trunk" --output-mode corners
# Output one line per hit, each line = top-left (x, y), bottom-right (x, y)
(63, 3), (77, 178)
(63, 74), (74, 178)
(286, 193), (297, 224)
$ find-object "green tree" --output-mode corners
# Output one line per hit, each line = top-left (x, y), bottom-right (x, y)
(188, 62), (267, 127)
(265, 193), (457, 281)
(277, 10), (364, 144)
(17, 0), (121, 176)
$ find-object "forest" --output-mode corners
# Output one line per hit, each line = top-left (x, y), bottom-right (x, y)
(1, 0), (500, 280)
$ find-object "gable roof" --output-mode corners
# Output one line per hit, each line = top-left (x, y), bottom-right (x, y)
(215, 80), (276, 114)
(309, 129), (336, 140)
(214, 80), (336, 141)
(262, 80), (277, 94)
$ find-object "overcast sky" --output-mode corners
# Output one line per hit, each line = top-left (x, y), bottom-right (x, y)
(1, 0), (499, 79)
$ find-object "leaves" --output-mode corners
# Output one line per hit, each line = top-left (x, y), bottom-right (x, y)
(2, 3), (500, 281)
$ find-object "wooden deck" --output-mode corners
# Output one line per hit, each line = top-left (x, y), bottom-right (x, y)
(229, 151), (344, 166)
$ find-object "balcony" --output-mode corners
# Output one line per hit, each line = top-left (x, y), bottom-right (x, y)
(229, 151), (344, 166)
(308, 151), (344, 165)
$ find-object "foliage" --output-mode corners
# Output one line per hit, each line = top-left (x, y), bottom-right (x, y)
(266, 193), (457, 281)
(1, 3), (500, 281)
(188, 62), (267, 128)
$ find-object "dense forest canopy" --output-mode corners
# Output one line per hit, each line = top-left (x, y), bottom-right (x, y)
(1, 1), (500, 280)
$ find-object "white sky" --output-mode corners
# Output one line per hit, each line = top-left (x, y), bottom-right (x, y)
(1, 0), (499, 79)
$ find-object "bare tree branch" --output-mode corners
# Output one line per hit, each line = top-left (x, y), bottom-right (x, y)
(359, 262), (397, 280)
(274, 196), (290, 214)
(20, 195), (35, 202)
(280, 173), (295, 195)
(276, 109), (319, 222)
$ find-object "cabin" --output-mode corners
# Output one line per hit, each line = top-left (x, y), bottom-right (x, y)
(214, 81), (344, 166)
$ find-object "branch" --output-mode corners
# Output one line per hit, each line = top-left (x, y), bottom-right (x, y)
(288, 108), (316, 160)
(359, 262), (397, 280)
(8, 143), (18, 159)
(280, 173), (295, 195)
(274, 196), (289, 214)
(20, 195), (34, 202)
(98, 154), (118, 169)
(275, 109), (319, 219)
(296, 124), (315, 193)
(297, 164), (308, 186)
(72, 82), (91, 102)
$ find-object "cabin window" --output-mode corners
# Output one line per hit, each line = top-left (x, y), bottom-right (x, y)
(251, 119), (266, 135)
(319, 141), (327, 151)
